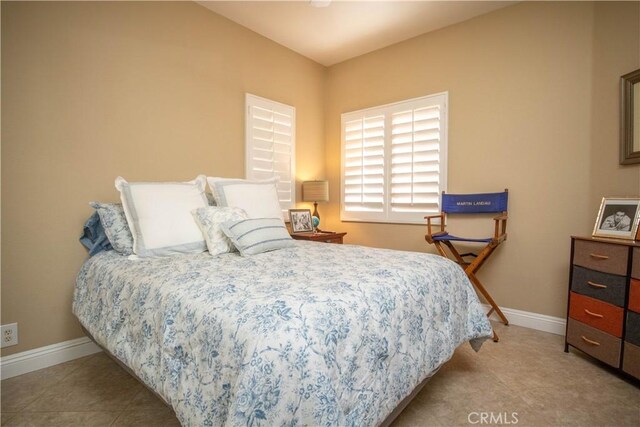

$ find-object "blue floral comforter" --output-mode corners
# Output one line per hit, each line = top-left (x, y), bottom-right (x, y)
(73, 241), (492, 426)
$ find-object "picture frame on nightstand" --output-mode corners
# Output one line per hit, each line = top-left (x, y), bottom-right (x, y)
(289, 209), (314, 233)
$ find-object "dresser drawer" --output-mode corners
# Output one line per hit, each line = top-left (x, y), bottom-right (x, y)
(567, 319), (621, 367)
(622, 342), (640, 380)
(632, 247), (640, 279)
(573, 240), (628, 275)
(571, 266), (626, 307)
(626, 311), (640, 346)
(569, 292), (624, 337)
(629, 279), (640, 313)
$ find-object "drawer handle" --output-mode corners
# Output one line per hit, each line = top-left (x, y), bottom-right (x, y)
(581, 336), (601, 346)
(589, 253), (609, 260)
(584, 309), (604, 318)
(587, 281), (607, 289)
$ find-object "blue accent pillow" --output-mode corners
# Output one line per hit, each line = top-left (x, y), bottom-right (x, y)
(79, 211), (112, 257)
(89, 202), (134, 255)
(220, 218), (295, 256)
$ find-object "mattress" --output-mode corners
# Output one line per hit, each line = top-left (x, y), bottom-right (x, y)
(73, 241), (493, 426)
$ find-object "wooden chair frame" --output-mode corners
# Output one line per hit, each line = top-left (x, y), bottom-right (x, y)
(425, 192), (509, 342)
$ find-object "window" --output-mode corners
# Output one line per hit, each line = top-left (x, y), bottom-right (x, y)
(245, 94), (296, 219)
(341, 92), (447, 224)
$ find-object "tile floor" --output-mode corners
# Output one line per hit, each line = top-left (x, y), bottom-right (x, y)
(1, 323), (639, 426)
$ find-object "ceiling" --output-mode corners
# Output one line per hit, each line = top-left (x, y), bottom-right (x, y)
(198, 1), (514, 66)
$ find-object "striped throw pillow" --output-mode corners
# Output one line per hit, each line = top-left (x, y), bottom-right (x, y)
(220, 218), (295, 256)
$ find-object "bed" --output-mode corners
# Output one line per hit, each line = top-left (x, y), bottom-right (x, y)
(73, 240), (493, 426)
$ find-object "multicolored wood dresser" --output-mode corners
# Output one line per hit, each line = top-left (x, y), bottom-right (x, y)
(565, 236), (640, 381)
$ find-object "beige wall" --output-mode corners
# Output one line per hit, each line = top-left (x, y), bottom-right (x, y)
(324, 1), (640, 319)
(1, 1), (325, 356)
(589, 2), (640, 206)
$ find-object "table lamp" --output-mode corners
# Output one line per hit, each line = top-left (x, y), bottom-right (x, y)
(302, 180), (329, 220)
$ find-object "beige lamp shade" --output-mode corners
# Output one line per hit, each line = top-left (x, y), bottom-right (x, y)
(302, 180), (329, 202)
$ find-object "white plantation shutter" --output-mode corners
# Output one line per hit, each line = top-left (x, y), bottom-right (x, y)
(245, 94), (295, 218)
(341, 93), (447, 224)
(389, 98), (445, 219)
(343, 114), (385, 216)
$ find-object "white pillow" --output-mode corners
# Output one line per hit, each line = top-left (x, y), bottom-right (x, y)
(207, 177), (283, 221)
(192, 206), (248, 256)
(115, 175), (208, 257)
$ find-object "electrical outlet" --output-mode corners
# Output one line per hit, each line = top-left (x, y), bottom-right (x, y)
(1, 323), (18, 348)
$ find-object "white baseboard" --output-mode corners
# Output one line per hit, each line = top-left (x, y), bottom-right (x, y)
(481, 303), (566, 336)
(0, 305), (565, 381)
(0, 336), (102, 380)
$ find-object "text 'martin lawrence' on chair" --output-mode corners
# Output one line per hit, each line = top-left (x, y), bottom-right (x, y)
(425, 190), (509, 342)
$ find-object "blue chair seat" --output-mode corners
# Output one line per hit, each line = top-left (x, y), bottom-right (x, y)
(432, 233), (493, 243)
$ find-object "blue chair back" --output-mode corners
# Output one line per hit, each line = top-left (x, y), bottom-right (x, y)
(441, 191), (508, 214)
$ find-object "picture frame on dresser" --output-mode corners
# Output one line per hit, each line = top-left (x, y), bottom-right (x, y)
(592, 197), (640, 240)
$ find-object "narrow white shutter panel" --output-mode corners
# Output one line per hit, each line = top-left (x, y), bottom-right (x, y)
(343, 114), (385, 213)
(246, 94), (295, 217)
(390, 104), (442, 214)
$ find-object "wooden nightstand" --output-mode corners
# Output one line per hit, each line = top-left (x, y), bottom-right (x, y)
(290, 231), (346, 244)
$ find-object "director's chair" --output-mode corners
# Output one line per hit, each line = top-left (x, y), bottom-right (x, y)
(425, 190), (509, 342)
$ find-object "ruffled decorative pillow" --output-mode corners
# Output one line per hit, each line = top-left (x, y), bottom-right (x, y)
(192, 207), (248, 256)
